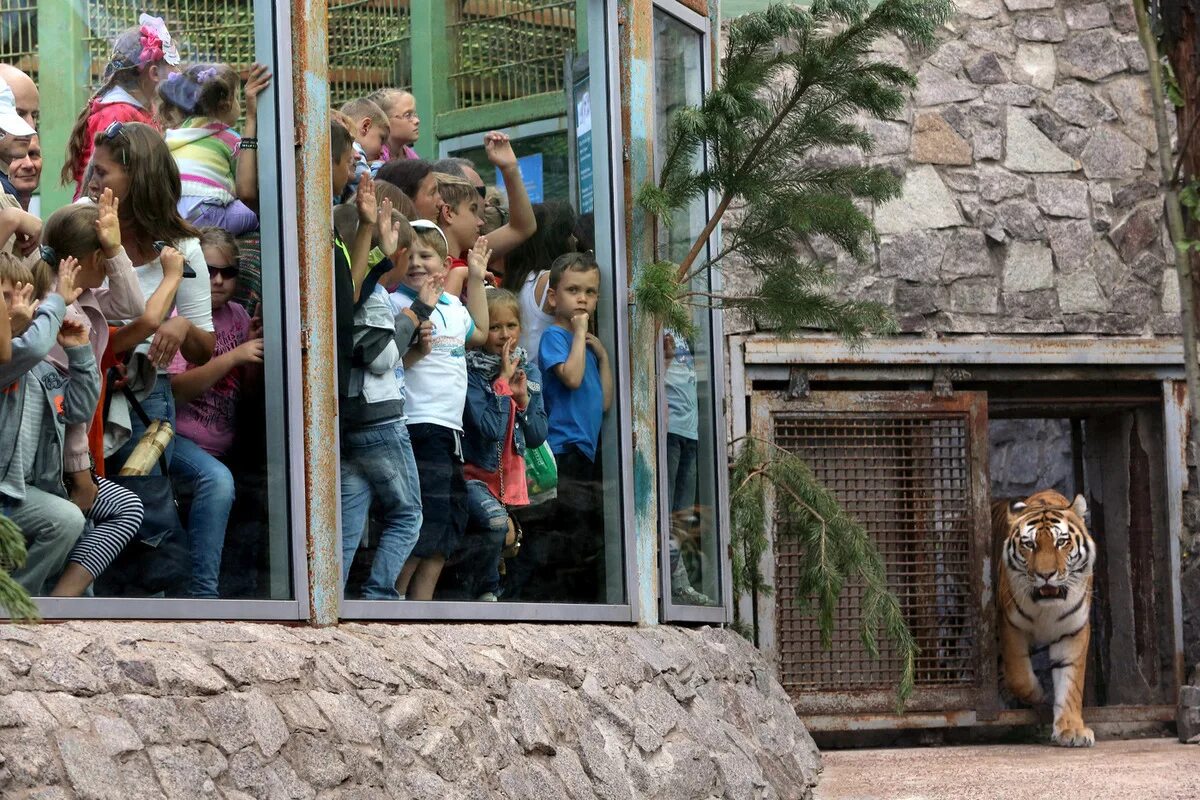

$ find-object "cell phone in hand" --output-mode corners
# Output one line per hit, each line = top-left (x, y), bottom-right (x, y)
(153, 240), (197, 278)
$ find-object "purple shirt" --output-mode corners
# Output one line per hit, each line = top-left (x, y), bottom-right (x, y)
(168, 301), (251, 456)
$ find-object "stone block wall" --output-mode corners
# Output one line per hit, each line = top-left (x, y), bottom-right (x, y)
(724, 0), (1183, 338)
(0, 622), (820, 800)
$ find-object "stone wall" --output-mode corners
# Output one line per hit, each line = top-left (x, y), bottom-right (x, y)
(0, 622), (820, 800)
(722, 0), (1180, 337)
(988, 418), (1076, 499)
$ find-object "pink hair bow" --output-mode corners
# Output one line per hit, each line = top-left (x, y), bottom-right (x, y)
(137, 14), (181, 67)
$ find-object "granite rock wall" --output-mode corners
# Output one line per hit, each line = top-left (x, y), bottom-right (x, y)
(0, 622), (820, 800)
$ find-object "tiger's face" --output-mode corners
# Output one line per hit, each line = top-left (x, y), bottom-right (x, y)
(1004, 492), (1094, 603)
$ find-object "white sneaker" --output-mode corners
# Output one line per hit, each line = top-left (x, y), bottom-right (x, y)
(478, 592), (498, 602)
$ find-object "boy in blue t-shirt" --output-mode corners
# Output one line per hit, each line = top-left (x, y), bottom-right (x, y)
(535, 253), (613, 602)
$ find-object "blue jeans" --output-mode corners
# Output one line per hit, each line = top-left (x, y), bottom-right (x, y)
(111, 377), (176, 474)
(170, 435), (235, 598)
(340, 419), (422, 599)
(458, 479), (509, 596)
(667, 433), (698, 575)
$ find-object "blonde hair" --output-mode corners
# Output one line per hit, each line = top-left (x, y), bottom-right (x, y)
(411, 221), (448, 260)
(0, 251), (35, 289)
(486, 287), (521, 322)
(435, 173), (477, 213)
(341, 97), (387, 131)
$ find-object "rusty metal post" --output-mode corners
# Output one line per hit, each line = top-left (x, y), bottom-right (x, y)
(621, 0), (661, 625)
(291, 0), (340, 625)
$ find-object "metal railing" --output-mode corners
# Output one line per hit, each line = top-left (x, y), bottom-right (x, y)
(83, 0), (257, 89)
(0, 0), (37, 78)
(448, 0), (576, 109)
(328, 0), (411, 108)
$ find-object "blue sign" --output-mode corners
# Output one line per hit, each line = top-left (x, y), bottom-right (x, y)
(495, 153), (545, 204)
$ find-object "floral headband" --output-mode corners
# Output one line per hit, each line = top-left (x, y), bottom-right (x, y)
(137, 13), (181, 67)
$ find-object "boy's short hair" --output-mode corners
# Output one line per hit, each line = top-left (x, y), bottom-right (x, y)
(330, 115), (355, 159)
(333, 205), (416, 254)
(340, 97), (388, 131)
(0, 251), (34, 288)
(434, 172), (477, 212)
(547, 252), (600, 289)
(410, 220), (449, 260)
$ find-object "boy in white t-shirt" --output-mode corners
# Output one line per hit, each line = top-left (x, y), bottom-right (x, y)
(389, 221), (490, 600)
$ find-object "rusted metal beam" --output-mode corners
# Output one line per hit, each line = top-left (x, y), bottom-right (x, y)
(622, 0), (662, 625)
(292, 0), (340, 625)
(743, 335), (1189, 367)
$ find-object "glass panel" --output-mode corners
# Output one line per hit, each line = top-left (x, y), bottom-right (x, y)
(336, 0), (625, 610)
(1, 2), (293, 603)
(654, 10), (720, 608)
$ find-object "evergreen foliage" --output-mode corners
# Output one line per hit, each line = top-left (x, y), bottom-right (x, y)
(636, 0), (952, 705)
(0, 515), (38, 622)
(730, 437), (916, 706)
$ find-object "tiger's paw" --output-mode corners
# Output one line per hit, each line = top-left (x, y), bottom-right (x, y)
(1051, 723), (1095, 748)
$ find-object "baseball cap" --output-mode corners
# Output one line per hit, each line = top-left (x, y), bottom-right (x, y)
(0, 80), (35, 138)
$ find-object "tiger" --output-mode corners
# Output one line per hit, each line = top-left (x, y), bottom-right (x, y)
(994, 489), (1096, 747)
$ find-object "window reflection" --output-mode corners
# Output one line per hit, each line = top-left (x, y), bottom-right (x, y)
(337, 2), (625, 608)
(0, 8), (293, 604)
(655, 11), (720, 608)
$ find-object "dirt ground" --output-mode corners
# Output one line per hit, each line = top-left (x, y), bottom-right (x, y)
(815, 738), (1200, 800)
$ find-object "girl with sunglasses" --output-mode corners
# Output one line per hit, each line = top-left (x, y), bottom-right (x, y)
(167, 227), (262, 598)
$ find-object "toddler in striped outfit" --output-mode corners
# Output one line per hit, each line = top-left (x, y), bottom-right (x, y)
(159, 62), (272, 236)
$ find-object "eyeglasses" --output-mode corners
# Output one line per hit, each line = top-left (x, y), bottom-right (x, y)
(208, 264), (240, 280)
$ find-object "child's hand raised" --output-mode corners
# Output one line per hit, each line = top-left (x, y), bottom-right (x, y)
(417, 272), (443, 307)
(499, 337), (517, 380)
(57, 317), (89, 348)
(243, 63), (272, 121)
(95, 188), (122, 257)
(510, 368), (529, 408)
(377, 198), (400, 256)
(160, 246), (186, 280)
(356, 173), (378, 226)
(466, 236), (492, 281)
(7, 281), (37, 332)
(56, 257), (84, 306)
(484, 131), (517, 170)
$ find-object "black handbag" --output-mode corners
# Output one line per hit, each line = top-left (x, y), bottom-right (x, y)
(92, 371), (192, 598)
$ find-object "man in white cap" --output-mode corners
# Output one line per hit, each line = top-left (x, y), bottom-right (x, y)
(0, 76), (35, 209)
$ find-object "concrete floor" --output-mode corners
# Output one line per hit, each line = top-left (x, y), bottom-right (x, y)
(815, 738), (1200, 800)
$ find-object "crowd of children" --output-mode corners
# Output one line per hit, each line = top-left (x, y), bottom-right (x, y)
(0, 14), (633, 604)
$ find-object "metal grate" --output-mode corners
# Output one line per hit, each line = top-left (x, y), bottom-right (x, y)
(448, 0), (576, 109)
(84, 1), (256, 90)
(328, 0), (411, 108)
(0, 0), (38, 79)
(774, 414), (978, 694)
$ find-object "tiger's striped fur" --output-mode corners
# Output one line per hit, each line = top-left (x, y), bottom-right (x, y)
(994, 490), (1096, 747)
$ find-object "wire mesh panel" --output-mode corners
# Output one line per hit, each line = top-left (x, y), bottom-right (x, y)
(757, 391), (995, 717)
(449, 0), (576, 109)
(84, 0), (256, 89)
(328, 0), (410, 108)
(0, 0), (37, 79)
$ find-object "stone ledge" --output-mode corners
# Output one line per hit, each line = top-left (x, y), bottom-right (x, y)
(0, 622), (820, 799)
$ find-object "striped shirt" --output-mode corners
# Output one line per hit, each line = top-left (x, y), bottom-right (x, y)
(165, 117), (241, 206)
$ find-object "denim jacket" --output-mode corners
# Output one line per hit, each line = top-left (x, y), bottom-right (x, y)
(0, 295), (101, 500)
(462, 361), (548, 472)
